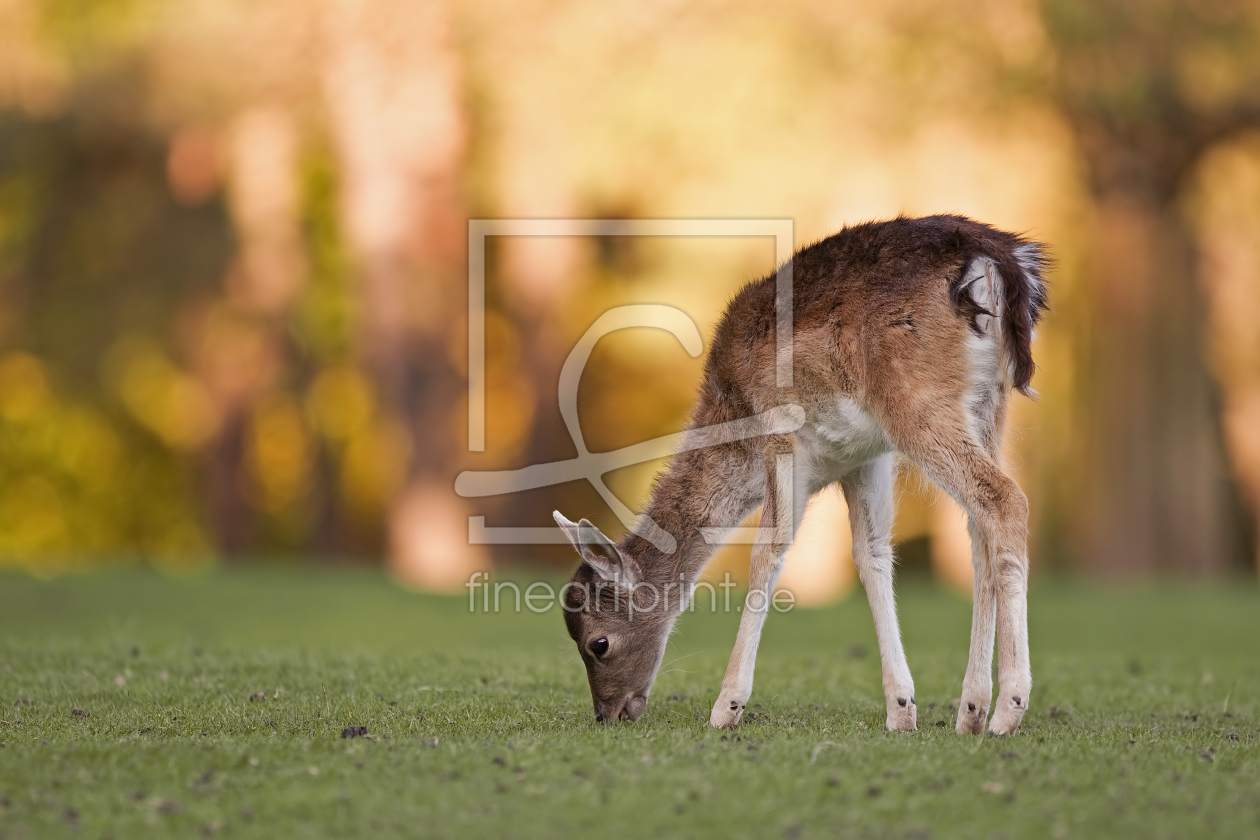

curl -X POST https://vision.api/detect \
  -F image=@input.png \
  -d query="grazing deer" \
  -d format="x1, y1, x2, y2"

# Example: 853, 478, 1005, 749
554, 215, 1048, 735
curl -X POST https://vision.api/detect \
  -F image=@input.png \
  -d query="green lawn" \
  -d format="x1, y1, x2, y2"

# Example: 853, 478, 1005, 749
1, 569, 1258, 839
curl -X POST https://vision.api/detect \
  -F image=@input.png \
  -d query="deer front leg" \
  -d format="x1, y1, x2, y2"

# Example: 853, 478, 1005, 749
957, 517, 996, 735
709, 543, 782, 728
842, 455, 917, 732
710, 451, 795, 729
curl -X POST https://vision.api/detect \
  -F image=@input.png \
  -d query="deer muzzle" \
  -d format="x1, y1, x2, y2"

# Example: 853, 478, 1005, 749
594, 693, 648, 723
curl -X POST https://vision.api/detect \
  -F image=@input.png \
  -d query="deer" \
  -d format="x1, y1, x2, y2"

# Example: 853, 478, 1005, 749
553, 214, 1048, 735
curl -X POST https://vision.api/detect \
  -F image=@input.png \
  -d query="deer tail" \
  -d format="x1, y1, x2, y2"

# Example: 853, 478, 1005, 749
951, 237, 1051, 397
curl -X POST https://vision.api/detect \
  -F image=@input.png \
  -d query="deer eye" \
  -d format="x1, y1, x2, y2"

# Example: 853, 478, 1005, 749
588, 637, 609, 657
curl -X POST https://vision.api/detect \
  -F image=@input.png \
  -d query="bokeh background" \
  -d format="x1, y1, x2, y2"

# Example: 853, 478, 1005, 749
1, 0, 1258, 599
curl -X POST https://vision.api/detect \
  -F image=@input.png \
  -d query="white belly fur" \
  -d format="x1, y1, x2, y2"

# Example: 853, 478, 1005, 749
797, 397, 892, 494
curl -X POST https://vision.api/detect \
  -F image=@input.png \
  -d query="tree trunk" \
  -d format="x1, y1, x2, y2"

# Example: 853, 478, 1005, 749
196, 107, 304, 559
320, 0, 486, 588
1073, 185, 1245, 575
204, 408, 253, 555
1040, 0, 1258, 576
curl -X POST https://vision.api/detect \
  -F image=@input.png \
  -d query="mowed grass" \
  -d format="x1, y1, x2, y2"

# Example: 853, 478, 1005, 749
1, 569, 1258, 839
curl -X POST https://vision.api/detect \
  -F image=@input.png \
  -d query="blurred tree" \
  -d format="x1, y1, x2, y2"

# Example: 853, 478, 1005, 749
0, 84, 231, 564
147, 0, 315, 556
3, 0, 1256, 585
1043, 0, 1260, 574
1190, 136, 1260, 575
320, 0, 486, 587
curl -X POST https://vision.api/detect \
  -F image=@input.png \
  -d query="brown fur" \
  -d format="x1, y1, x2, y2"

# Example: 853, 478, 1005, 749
557, 214, 1048, 734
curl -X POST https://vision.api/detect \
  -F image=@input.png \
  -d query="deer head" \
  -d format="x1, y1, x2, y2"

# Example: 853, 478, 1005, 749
553, 511, 676, 723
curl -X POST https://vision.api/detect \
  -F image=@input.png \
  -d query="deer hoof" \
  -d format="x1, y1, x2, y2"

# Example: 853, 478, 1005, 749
709, 695, 745, 728
886, 697, 917, 731
955, 699, 987, 735
987, 694, 1027, 736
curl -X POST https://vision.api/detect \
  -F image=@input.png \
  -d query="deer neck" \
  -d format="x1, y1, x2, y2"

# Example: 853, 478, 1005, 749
616, 447, 732, 596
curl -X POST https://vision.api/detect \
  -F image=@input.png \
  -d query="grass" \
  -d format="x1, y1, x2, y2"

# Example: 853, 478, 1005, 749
0, 569, 1258, 839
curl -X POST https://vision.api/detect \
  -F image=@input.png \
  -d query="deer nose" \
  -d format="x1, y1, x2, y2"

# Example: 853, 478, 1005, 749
594, 699, 626, 723
621, 694, 647, 721
595, 694, 647, 723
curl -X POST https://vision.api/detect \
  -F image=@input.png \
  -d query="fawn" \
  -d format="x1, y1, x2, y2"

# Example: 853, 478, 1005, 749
554, 215, 1048, 735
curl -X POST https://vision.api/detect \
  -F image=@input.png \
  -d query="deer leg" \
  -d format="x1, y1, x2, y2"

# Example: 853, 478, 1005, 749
896, 421, 1031, 736
710, 450, 797, 728
956, 515, 996, 734
841, 454, 916, 732
989, 538, 1031, 736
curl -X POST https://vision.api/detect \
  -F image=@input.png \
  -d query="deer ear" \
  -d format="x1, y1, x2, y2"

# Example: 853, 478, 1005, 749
552, 511, 640, 585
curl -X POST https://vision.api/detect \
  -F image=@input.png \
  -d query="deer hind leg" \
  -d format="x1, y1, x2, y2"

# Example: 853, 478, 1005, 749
957, 398, 1006, 734
987, 513, 1032, 737
841, 454, 916, 732
957, 514, 996, 734
709, 445, 800, 729
894, 413, 1031, 736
